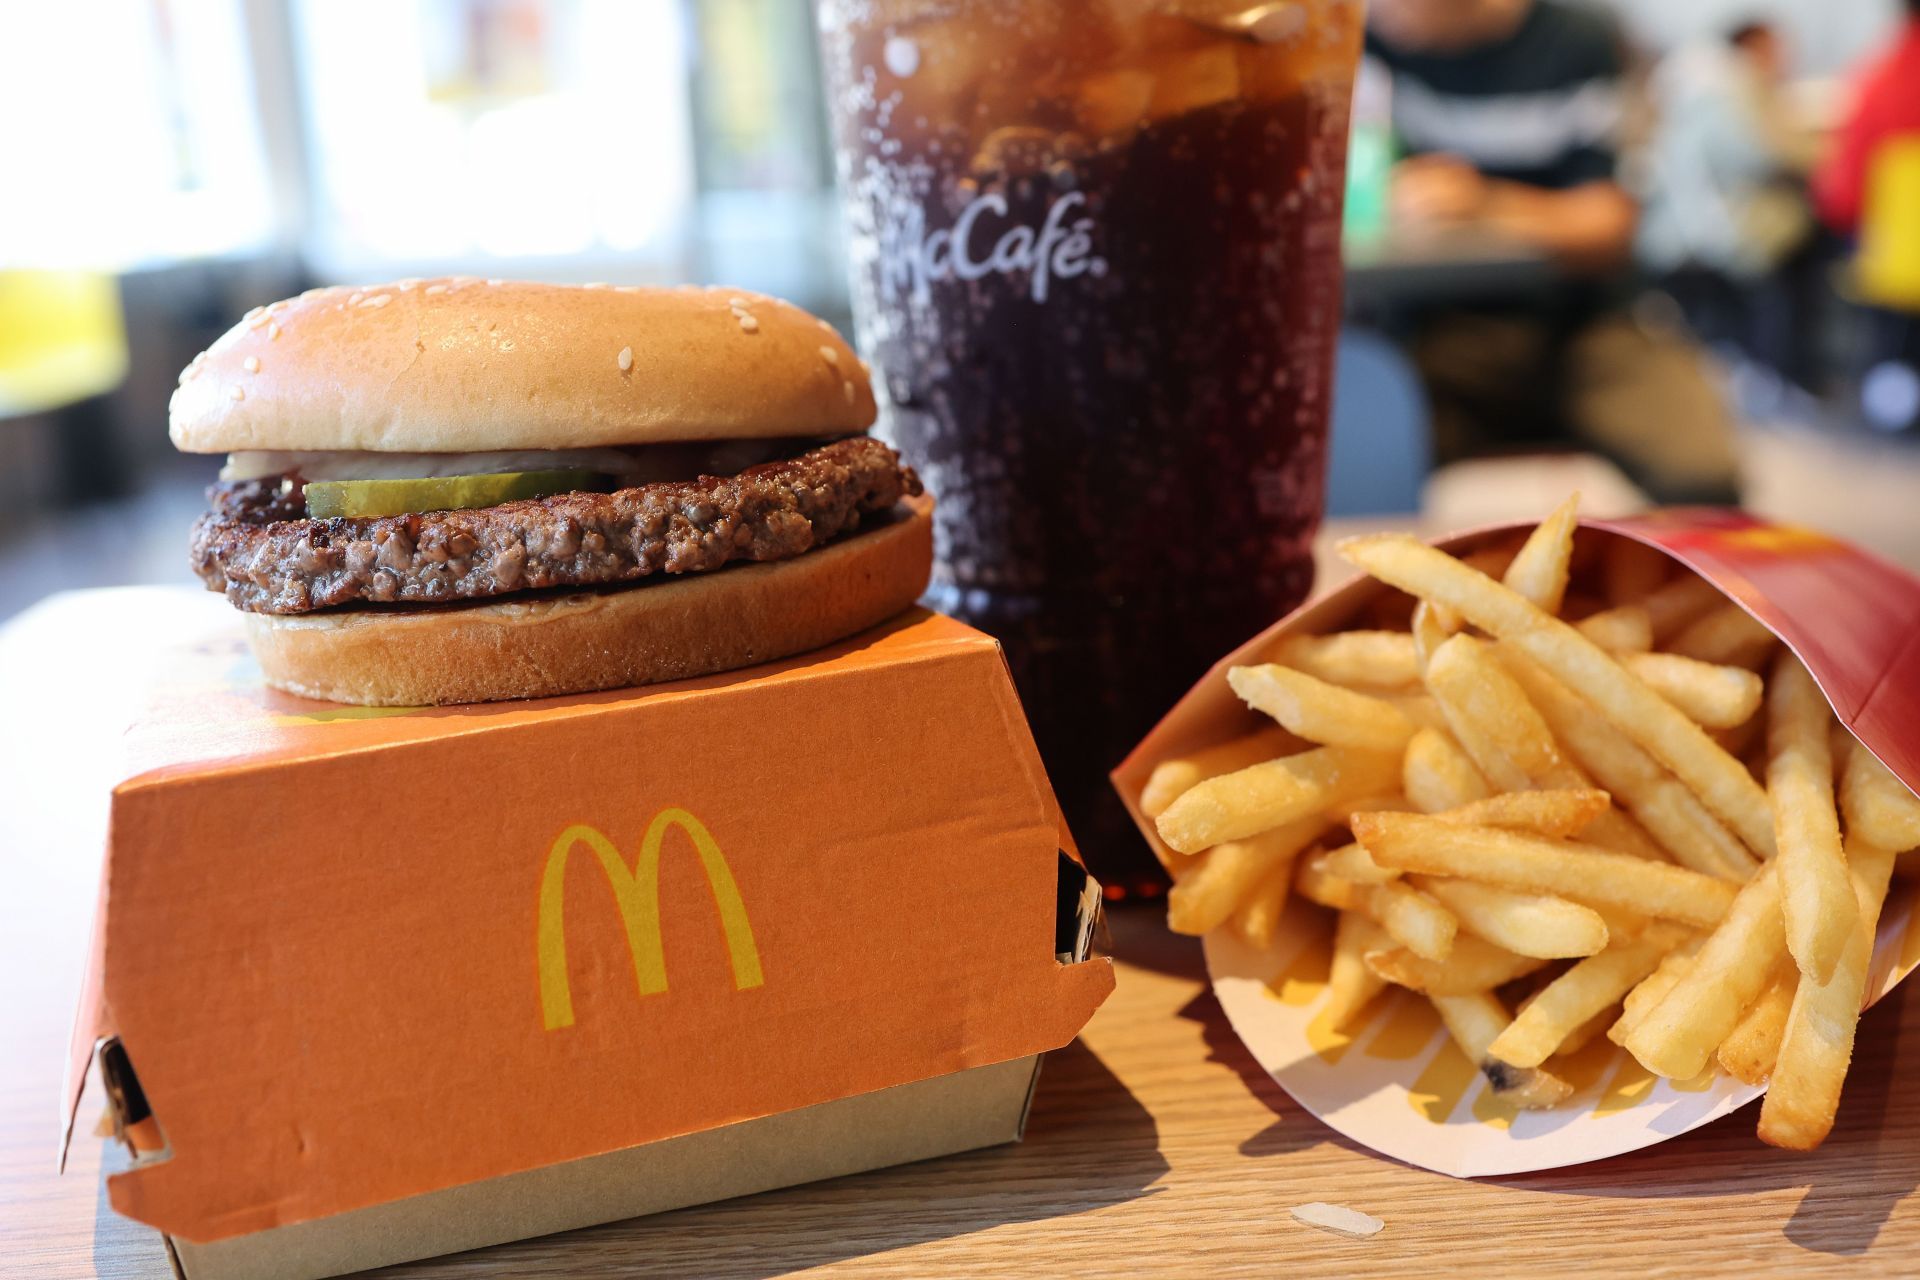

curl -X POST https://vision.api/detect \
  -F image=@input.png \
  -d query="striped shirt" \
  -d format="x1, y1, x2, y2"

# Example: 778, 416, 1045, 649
1366, 2, 1626, 190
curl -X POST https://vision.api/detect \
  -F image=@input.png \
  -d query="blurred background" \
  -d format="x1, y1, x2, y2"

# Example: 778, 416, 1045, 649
2, 0, 1916, 623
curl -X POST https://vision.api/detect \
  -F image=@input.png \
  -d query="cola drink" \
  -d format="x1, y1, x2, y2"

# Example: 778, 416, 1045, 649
817, 2, 1363, 894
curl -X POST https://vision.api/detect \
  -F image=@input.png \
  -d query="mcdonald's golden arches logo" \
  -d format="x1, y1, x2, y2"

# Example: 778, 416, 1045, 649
537, 807, 764, 1031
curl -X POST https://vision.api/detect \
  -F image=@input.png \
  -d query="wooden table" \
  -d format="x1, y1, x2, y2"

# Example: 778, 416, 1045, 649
4, 590, 1918, 1278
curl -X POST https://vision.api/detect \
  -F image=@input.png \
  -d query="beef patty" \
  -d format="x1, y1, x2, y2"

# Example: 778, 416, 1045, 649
192, 436, 922, 614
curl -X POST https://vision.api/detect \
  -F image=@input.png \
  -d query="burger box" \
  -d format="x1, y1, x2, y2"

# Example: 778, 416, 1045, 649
61, 603, 1115, 1280
1112, 509, 1920, 1175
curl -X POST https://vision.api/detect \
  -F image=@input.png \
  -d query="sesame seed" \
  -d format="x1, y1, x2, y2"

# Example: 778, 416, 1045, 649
617, 346, 634, 371
816, 318, 835, 333
396, 277, 421, 290
245, 305, 265, 320
424, 283, 448, 296
583, 281, 608, 289
268, 322, 281, 340
359, 294, 391, 308
857, 357, 870, 376
486, 278, 503, 286
615, 285, 641, 293
347, 292, 364, 306
177, 366, 194, 385
819, 345, 839, 366
243, 356, 260, 373
230, 386, 245, 401
738, 315, 759, 334
841, 380, 855, 403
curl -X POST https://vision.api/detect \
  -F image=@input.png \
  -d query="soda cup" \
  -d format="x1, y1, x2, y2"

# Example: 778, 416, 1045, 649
816, 1, 1364, 894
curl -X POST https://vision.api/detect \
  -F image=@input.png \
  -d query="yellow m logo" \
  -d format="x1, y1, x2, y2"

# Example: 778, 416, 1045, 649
537, 808, 764, 1031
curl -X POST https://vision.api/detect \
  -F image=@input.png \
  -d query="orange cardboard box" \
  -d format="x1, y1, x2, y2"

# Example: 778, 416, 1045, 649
62, 606, 1113, 1280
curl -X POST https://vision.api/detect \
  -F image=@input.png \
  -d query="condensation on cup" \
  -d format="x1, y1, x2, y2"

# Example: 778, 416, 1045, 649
816, 1, 1365, 894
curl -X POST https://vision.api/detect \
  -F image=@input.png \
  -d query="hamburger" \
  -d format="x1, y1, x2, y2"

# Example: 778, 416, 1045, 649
173, 280, 929, 705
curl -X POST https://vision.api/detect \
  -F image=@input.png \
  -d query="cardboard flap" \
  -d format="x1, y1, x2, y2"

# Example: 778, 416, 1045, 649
60, 871, 115, 1172
82, 611, 1109, 1243
1593, 510, 1920, 795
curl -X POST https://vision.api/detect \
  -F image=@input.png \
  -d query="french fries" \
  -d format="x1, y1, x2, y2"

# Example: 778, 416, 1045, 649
1320, 791, 1610, 895
1487, 926, 1685, 1068
1426, 633, 1666, 860
1339, 533, 1778, 859
1371, 879, 1459, 962
1668, 603, 1779, 669
1141, 726, 1300, 818
1414, 876, 1610, 960
1619, 652, 1764, 730
1166, 819, 1322, 935
1366, 936, 1547, 996
1758, 839, 1898, 1149
1623, 866, 1786, 1079
1272, 630, 1421, 689
1609, 937, 1700, 1046
1227, 664, 1416, 753
1296, 853, 1458, 961
1576, 605, 1654, 654
1232, 856, 1297, 950
1433, 992, 1574, 1108
1402, 726, 1491, 813
1156, 746, 1399, 854
1639, 575, 1726, 640
1715, 962, 1795, 1085
1352, 814, 1737, 928
1325, 911, 1391, 1027
1440, 788, 1612, 838
1425, 634, 1563, 790
1840, 736, 1920, 853
1137, 493, 1913, 1151
1502, 494, 1578, 614
1767, 652, 1856, 982
1502, 652, 1759, 881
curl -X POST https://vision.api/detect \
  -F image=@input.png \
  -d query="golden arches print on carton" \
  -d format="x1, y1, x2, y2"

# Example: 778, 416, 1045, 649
537, 807, 765, 1030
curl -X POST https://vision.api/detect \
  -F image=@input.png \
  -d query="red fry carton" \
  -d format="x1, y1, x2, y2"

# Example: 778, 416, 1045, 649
1113, 510, 1920, 1175
63, 605, 1112, 1278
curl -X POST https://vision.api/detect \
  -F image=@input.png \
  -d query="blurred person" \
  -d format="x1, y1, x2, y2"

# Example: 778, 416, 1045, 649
1814, 0, 1920, 432
1367, 0, 1743, 504
1814, 0, 1920, 237
1639, 21, 1825, 388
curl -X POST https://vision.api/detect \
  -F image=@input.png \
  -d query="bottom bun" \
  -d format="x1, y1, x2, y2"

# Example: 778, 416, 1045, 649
245, 495, 933, 705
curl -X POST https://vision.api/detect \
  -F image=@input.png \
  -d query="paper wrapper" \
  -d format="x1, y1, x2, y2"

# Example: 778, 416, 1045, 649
1112, 510, 1920, 1176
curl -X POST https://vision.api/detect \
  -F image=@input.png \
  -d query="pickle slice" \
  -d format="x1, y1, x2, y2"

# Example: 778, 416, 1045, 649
304, 469, 604, 519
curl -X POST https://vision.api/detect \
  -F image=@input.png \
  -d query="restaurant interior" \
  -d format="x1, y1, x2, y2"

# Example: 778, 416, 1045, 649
7, 2, 1920, 1275
2, 0, 1916, 624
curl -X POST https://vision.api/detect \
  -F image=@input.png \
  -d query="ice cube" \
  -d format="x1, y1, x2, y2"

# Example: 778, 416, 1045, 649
1147, 44, 1240, 122
1076, 68, 1156, 138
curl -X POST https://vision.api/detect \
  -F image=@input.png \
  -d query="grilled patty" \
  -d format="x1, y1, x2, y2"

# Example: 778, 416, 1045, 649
192, 436, 922, 614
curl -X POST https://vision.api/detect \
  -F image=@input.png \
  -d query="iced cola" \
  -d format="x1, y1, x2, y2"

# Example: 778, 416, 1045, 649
817, 1, 1364, 893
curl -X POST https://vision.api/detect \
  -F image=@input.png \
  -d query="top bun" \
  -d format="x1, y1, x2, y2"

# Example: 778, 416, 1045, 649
170, 280, 876, 454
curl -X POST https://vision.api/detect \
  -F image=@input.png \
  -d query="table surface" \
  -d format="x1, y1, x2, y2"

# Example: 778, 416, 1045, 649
4, 588, 1918, 1279
1342, 222, 1559, 311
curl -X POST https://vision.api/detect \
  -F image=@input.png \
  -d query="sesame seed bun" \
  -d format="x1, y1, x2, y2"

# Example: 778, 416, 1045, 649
169, 280, 876, 455
243, 495, 933, 705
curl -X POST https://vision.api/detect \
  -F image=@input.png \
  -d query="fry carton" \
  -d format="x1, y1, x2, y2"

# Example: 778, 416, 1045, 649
1113, 511, 1920, 1175
63, 605, 1112, 1278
